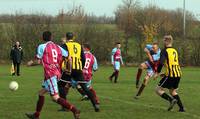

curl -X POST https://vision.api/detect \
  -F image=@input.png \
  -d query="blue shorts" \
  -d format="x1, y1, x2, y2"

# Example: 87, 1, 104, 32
114, 61, 120, 71
85, 80, 92, 88
71, 79, 92, 88
42, 76, 59, 96
145, 61, 154, 77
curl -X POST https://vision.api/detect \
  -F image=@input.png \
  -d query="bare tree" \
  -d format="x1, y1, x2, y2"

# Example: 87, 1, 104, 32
115, 0, 140, 63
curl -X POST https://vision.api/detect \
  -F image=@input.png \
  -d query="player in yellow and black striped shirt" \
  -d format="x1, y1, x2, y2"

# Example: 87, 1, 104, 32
58, 32, 100, 112
154, 35, 185, 112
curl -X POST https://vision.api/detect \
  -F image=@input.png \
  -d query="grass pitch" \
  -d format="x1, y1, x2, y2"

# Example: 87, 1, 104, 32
0, 65, 200, 119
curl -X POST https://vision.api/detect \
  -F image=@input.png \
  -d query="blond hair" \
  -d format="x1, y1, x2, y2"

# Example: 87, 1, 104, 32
164, 35, 173, 44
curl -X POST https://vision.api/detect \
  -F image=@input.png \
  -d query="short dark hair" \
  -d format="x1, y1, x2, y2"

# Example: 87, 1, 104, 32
43, 31, 52, 41
83, 43, 91, 50
152, 42, 158, 45
66, 32, 74, 40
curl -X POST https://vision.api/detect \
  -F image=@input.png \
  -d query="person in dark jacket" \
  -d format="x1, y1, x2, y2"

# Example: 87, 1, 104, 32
10, 41, 23, 76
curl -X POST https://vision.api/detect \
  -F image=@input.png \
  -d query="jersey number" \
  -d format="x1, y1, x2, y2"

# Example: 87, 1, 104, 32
73, 45, 77, 54
173, 51, 177, 62
84, 58, 91, 69
52, 49, 58, 63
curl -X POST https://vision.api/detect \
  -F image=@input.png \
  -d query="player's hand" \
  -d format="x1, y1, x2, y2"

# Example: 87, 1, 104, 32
153, 73, 159, 80
37, 59, 41, 64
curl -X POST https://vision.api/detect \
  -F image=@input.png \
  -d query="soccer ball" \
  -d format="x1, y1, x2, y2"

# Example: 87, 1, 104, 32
9, 81, 19, 91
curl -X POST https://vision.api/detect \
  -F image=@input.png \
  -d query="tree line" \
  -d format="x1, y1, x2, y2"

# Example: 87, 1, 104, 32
0, 0, 200, 66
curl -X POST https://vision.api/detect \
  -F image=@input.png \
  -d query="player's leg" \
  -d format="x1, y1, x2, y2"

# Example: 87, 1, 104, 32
79, 83, 100, 111
109, 61, 119, 82
89, 86, 100, 104
135, 75, 150, 99
169, 89, 185, 112
136, 62, 148, 88
114, 61, 120, 83
58, 74, 72, 111
156, 86, 173, 102
156, 77, 177, 111
58, 73, 72, 99
169, 78, 185, 112
109, 66, 116, 82
83, 80, 100, 104
73, 70, 100, 112
76, 85, 88, 101
26, 88, 47, 119
49, 76, 80, 119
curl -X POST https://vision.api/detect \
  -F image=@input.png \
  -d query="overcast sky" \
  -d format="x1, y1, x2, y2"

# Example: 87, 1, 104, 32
0, 0, 199, 19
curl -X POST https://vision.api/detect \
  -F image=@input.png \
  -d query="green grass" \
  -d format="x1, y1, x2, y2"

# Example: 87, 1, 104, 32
0, 65, 200, 119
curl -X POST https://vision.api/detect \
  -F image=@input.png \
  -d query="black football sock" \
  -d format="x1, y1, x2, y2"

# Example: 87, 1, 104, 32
114, 71, 119, 83
110, 72, 115, 79
173, 95, 184, 109
136, 84, 145, 96
161, 93, 173, 102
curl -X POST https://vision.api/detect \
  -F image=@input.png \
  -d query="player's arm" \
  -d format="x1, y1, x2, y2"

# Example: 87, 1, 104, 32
154, 49, 167, 80
59, 46, 68, 58
144, 46, 153, 63
120, 51, 124, 65
81, 47, 86, 68
36, 44, 44, 64
111, 49, 115, 65
93, 56, 98, 72
61, 43, 68, 51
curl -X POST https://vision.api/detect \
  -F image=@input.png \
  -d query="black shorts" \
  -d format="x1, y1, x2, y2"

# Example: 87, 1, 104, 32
158, 76, 180, 89
58, 69, 84, 87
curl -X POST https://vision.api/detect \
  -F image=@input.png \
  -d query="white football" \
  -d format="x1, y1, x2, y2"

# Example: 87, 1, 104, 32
9, 81, 19, 91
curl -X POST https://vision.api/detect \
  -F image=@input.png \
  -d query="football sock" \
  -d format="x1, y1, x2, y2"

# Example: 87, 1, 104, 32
34, 95, 44, 117
136, 84, 145, 96
136, 68, 142, 81
173, 95, 184, 109
90, 88, 99, 104
114, 71, 119, 83
161, 93, 173, 102
110, 72, 115, 79
77, 87, 86, 96
57, 98, 77, 113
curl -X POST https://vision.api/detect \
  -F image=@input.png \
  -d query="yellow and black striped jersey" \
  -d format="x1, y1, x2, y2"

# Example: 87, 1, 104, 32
157, 47, 182, 77
62, 40, 85, 71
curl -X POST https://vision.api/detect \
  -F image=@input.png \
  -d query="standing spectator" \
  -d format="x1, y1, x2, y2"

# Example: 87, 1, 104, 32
10, 41, 23, 76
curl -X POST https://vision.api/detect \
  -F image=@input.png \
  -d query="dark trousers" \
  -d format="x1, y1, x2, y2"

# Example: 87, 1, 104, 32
13, 62, 20, 75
